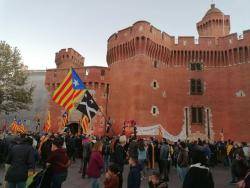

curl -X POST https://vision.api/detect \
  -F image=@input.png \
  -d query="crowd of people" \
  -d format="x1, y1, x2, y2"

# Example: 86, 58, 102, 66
0, 130, 250, 188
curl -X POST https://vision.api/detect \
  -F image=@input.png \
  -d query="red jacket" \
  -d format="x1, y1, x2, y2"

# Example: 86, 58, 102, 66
87, 151, 104, 178
47, 148, 69, 174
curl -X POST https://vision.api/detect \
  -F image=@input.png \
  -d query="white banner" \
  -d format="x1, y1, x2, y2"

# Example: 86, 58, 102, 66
136, 124, 186, 142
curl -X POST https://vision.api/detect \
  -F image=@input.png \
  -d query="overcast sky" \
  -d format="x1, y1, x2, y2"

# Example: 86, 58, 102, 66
1, 0, 249, 70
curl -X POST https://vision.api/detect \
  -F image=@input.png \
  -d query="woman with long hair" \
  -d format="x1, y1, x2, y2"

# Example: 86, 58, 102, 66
87, 141, 104, 188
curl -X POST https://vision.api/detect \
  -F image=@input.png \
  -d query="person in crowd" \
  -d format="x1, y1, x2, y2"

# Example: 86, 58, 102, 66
66, 133, 77, 163
242, 142, 250, 166
226, 141, 234, 166
177, 142, 189, 182
159, 138, 170, 181
47, 136, 70, 188
128, 136, 139, 159
209, 141, 217, 167
81, 135, 92, 178
103, 137, 111, 172
5, 136, 35, 188
113, 136, 127, 188
237, 170, 250, 188
148, 171, 168, 188
230, 144, 248, 184
39, 134, 54, 168
127, 156, 141, 188
203, 141, 212, 166
104, 164, 120, 188
138, 139, 147, 179
172, 142, 179, 168
183, 148, 214, 188
87, 141, 104, 188
147, 137, 155, 169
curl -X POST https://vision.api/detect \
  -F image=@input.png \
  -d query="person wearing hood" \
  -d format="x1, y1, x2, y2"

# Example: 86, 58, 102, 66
47, 137, 70, 188
5, 136, 35, 188
183, 149, 214, 188
177, 142, 189, 182
127, 156, 141, 188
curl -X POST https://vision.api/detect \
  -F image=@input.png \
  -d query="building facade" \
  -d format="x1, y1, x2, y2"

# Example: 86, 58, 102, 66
45, 4, 250, 141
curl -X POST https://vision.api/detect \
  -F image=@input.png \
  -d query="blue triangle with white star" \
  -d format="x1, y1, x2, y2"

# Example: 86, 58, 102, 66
71, 68, 86, 90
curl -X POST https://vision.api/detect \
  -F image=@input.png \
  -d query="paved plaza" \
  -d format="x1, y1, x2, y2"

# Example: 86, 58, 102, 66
62, 160, 235, 188
0, 160, 238, 188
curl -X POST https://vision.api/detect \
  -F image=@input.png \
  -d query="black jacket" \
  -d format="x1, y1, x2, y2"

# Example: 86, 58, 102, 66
114, 144, 126, 166
5, 142, 35, 182
183, 163, 214, 188
127, 164, 141, 188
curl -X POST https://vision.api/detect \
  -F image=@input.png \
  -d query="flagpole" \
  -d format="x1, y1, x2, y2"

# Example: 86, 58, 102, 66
104, 84, 110, 134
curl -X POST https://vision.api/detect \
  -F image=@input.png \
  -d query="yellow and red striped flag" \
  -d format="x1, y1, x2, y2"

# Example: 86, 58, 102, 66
52, 68, 85, 112
80, 115, 90, 134
43, 111, 51, 132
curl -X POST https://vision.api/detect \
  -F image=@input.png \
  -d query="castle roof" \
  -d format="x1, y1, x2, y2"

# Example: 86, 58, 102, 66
205, 4, 223, 17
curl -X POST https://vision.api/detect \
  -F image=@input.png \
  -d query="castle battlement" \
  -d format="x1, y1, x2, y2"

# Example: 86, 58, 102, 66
106, 19, 250, 66
108, 21, 174, 49
55, 48, 85, 69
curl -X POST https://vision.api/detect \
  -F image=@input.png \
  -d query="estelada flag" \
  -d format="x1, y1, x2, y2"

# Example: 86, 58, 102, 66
11, 119, 25, 134
52, 68, 85, 112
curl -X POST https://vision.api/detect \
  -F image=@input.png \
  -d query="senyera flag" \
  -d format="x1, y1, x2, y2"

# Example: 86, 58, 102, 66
52, 68, 86, 111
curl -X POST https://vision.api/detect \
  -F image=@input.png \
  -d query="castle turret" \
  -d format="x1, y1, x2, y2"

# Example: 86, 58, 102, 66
197, 4, 230, 37
55, 48, 85, 69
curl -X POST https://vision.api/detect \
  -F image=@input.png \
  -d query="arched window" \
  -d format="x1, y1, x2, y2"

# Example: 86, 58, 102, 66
154, 61, 158, 68
151, 106, 159, 116
151, 80, 159, 90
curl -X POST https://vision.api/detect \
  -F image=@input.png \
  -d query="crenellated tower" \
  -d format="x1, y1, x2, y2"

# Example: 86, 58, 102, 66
55, 48, 85, 69
197, 4, 230, 37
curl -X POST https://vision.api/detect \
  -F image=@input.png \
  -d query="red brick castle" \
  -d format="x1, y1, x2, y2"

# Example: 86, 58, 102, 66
45, 4, 250, 141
